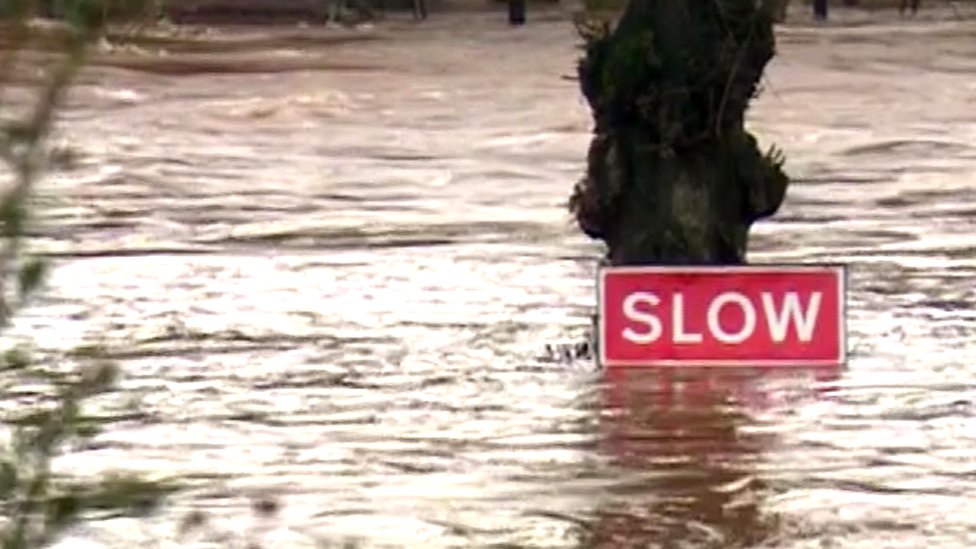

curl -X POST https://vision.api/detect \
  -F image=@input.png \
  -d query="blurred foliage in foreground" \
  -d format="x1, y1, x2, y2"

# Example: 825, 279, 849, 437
1, 2, 175, 548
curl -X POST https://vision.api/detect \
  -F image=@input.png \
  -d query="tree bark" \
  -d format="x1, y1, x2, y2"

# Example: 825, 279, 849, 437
570, 0, 788, 266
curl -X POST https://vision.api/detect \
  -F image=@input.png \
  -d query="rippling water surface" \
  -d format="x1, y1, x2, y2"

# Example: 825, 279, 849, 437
5, 5, 976, 548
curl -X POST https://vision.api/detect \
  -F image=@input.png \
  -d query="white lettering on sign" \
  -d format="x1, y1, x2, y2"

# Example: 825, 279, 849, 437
672, 293, 702, 344
761, 291, 822, 342
620, 290, 824, 345
707, 292, 756, 344
622, 292, 662, 344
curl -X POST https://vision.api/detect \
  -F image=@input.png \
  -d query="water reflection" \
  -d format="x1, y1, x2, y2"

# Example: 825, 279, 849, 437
591, 366, 841, 548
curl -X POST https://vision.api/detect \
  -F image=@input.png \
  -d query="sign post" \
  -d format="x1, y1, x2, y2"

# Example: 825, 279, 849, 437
597, 265, 846, 368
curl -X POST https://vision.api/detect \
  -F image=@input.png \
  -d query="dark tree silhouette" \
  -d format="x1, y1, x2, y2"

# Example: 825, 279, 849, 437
813, 0, 828, 19
509, 0, 525, 25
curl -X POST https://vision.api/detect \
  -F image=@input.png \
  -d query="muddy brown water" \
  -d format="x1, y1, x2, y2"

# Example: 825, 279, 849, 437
3, 4, 976, 548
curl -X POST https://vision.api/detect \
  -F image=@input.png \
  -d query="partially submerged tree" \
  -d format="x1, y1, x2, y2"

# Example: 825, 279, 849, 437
570, 0, 789, 266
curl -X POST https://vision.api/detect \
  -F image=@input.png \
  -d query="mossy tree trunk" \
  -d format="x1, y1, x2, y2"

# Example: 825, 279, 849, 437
570, 0, 789, 266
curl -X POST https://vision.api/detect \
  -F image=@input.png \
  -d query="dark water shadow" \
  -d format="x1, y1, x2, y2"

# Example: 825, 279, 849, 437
583, 366, 841, 548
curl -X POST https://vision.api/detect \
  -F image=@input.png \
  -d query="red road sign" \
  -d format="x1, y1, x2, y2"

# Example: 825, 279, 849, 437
597, 265, 847, 367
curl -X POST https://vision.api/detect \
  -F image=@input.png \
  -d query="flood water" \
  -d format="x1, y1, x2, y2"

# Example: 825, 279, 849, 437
5, 4, 976, 548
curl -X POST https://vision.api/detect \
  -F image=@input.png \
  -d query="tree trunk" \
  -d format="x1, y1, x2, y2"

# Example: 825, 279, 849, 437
813, 0, 828, 19
509, 0, 526, 24
570, 0, 788, 266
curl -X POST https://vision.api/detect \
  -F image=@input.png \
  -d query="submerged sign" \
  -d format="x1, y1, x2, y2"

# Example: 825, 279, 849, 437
597, 265, 846, 367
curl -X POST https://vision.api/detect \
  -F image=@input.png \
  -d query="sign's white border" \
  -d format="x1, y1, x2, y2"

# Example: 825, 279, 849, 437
595, 264, 849, 368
